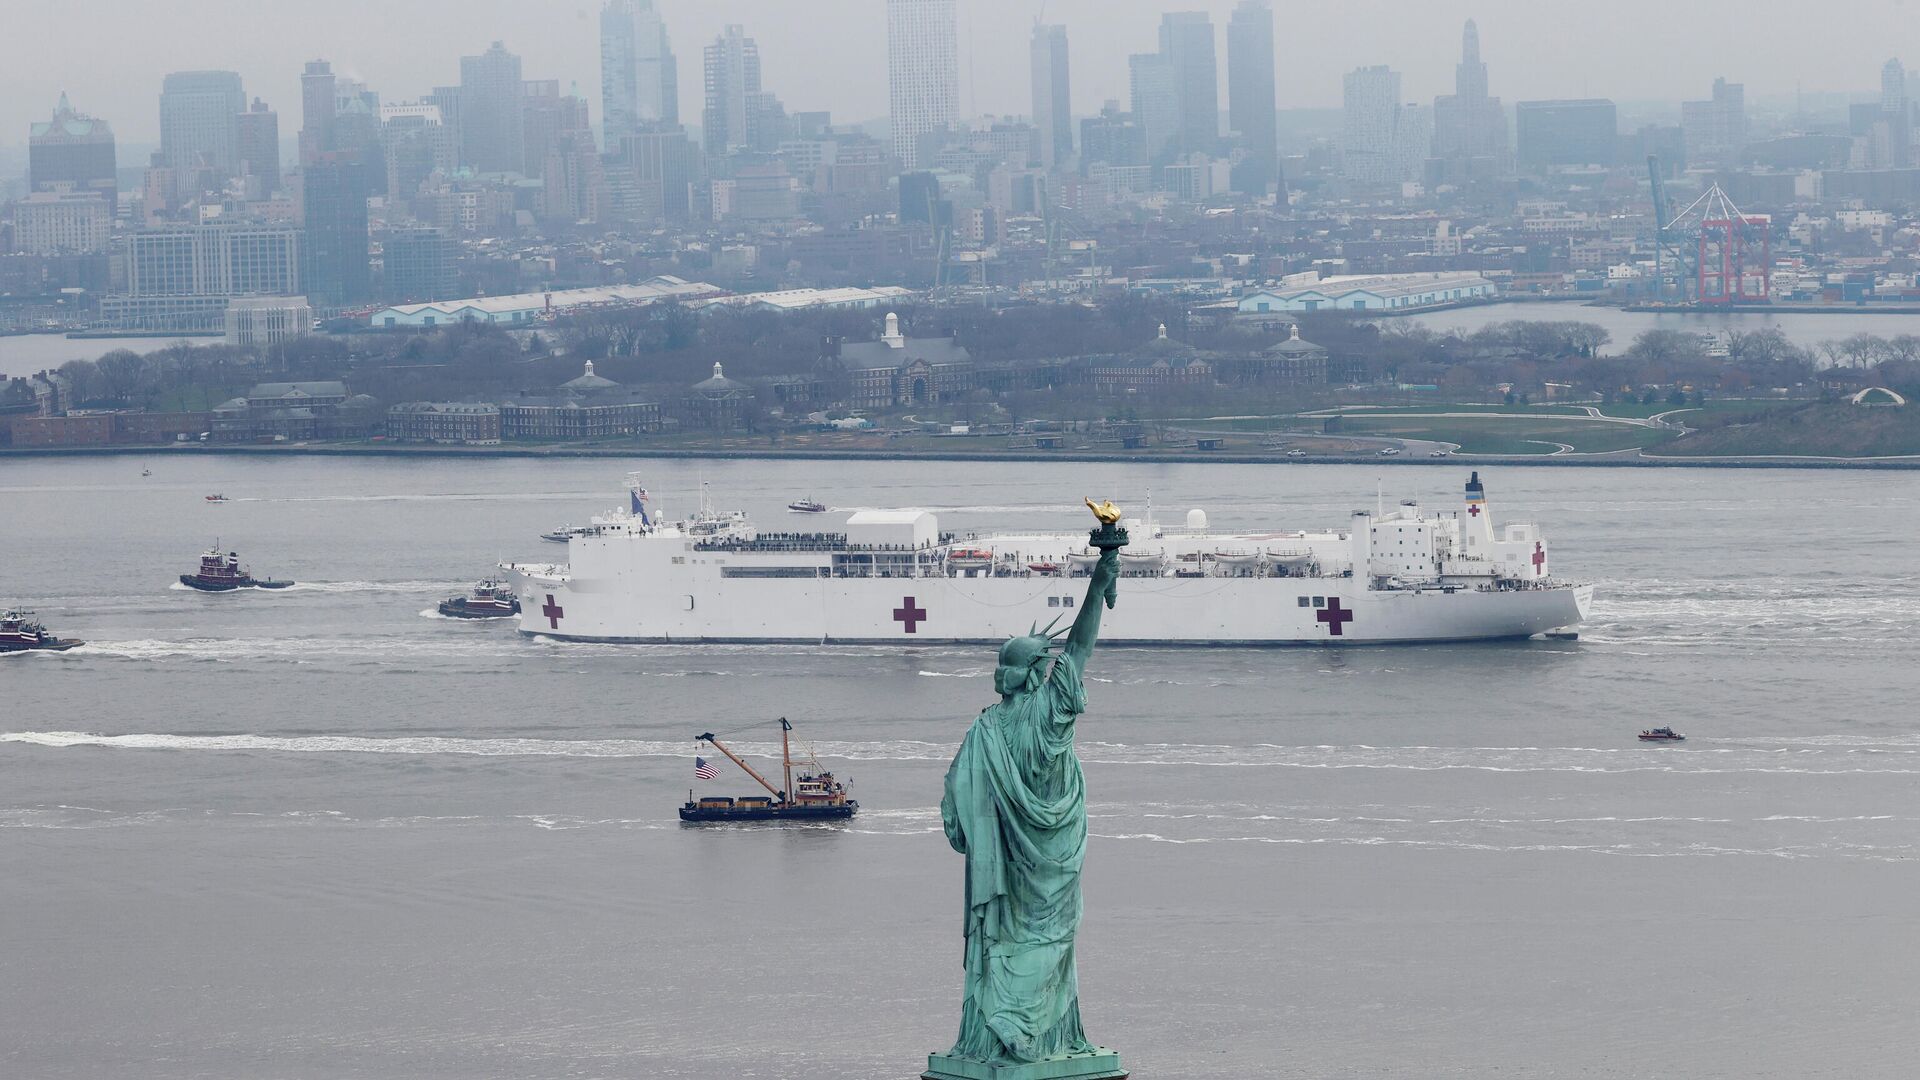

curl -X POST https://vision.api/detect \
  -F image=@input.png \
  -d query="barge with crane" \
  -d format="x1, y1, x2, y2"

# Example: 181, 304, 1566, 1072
679, 718, 859, 823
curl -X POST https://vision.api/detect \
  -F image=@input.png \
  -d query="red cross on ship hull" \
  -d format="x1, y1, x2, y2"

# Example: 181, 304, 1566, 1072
893, 596, 927, 633
1315, 598, 1354, 637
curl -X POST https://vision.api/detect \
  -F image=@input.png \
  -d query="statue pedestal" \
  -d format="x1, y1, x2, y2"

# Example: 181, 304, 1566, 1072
923, 1048, 1125, 1080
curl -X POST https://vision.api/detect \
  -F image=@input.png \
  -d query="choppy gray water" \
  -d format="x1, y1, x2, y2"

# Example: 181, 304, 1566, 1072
3, 456, 1918, 1078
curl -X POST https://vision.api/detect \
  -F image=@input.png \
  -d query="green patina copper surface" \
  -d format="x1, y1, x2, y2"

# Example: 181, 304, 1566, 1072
933, 513, 1128, 1075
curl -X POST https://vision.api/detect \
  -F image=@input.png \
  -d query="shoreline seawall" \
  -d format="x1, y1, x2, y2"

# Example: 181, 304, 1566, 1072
5, 443, 1919, 471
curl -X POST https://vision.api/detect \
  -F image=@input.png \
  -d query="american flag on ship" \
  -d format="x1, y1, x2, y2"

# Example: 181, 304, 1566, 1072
694, 756, 717, 780
631, 485, 652, 526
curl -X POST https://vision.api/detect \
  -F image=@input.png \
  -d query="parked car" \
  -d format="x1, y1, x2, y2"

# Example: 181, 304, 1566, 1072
1428, 449, 1450, 458
1285, 449, 1307, 458
1377, 447, 1400, 456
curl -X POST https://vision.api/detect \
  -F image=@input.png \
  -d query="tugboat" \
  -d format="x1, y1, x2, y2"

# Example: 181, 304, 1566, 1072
178, 548, 294, 591
0, 609, 84, 652
680, 718, 859, 823
1639, 726, 1686, 742
787, 496, 829, 514
437, 578, 522, 619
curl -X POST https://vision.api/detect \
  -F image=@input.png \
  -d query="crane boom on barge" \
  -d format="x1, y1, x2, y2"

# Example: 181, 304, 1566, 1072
679, 718, 859, 822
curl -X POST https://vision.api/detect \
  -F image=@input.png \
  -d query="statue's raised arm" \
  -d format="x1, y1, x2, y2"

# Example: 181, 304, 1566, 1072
1065, 498, 1128, 668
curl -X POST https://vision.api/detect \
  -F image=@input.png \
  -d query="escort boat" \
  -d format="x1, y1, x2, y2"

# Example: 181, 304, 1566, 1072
179, 548, 294, 591
1, 609, 84, 652
437, 578, 522, 619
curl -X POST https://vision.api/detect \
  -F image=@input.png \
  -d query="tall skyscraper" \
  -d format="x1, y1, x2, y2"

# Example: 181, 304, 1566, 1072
30, 93, 117, 203
1341, 66, 1400, 182
886, 0, 958, 169
1030, 24, 1071, 170
1226, 0, 1277, 194
1882, 58, 1911, 168
159, 70, 245, 173
1129, 53, 1179, 164
703, 25, 761, 157
1432, 19, 1508, 168
300, 61, 337, 165
459, 41, 526, 175
1515, 99, 1617, 168
1680, 77, 1746, 164
302, 153, 370, 306
601, 0, 678, 142
236, 99, 282, 197
1158, 12, 1218, 159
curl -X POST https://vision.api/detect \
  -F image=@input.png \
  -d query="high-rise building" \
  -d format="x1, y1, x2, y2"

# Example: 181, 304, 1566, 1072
1226, 0, 1277, 194
886, 0, 958, 169
13, 190, 113, 254
123, 223, 301, 297
302, 154, 371, 306
1882, 58, 1911, 168
459, 41, 527, 175
300, 60, 337, 165
1681, 77, 1746, 164
381, 226, 457, 302
524, 80, 593, 173
1515, 99, 1617, 168
601, 0, 678, 142
236, 99, 281, 197
1158, 12, 1218, 159
159, 70, 245, 173
1342, 66, 1401, 182
1030, 24, 1071, 170
703, 25, 761, 157
29, 93, 117, 204
1432, 19, 1508, 168
1129, 53, 1179, 164
619, 127, 697, 222
379, 104, 456, 213
1081, 101, 1147, 170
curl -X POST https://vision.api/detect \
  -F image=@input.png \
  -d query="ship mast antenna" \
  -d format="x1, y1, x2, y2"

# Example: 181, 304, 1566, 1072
780, 718, 794, 806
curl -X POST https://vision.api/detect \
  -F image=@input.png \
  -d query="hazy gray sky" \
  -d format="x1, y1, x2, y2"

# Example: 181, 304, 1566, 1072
4, 0, 1913, 147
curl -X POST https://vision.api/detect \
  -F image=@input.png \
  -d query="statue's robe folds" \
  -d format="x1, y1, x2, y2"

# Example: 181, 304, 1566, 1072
939, 652, 1098, 1064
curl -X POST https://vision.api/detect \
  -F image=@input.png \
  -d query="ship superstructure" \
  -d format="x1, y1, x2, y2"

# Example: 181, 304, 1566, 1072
503, 472, 1591, 645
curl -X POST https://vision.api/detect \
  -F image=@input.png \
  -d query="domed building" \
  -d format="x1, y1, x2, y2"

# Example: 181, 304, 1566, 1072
1086, 323, 1215, 392
496, 359, 663, 441
1255, 324, 1328, 384
683, 361, 757, 431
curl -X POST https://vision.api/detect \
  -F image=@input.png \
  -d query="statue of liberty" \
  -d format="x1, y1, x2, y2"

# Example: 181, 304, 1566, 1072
926, 500, 1127, 1080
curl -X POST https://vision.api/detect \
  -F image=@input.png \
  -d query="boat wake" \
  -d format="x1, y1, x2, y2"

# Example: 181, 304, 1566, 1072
7, 731, 1920, 774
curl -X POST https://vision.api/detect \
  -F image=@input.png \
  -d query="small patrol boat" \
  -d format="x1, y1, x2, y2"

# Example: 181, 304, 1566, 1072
437, 578, 521, 619
1, 609, 83, 652
680, 718, 858, 823
179, 547, 294, 591
787, 497, 828, 514
1639, 726, 1686, 742
205, 494, 228, 503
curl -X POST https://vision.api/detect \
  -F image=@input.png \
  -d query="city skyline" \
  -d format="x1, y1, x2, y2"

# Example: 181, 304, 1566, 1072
4, 0, 1918, 151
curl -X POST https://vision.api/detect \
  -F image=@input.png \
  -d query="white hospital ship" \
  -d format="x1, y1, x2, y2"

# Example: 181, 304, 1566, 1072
502, 472, 1591, 645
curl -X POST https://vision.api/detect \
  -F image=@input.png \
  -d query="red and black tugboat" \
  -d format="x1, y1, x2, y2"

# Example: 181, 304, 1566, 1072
1, 609, 84, 652
438, 578, 521, 619
179, 547, 294, 592
680, 718, 859, 823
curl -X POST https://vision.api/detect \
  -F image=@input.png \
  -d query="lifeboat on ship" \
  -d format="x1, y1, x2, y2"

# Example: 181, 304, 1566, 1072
1265, 546, 1315, 570
1213, 548, 1261, 566
948, 547, 995, 570
1066, 548, 1102, 570
1119, 548, 1166, 571
1027, 561, 1062, 574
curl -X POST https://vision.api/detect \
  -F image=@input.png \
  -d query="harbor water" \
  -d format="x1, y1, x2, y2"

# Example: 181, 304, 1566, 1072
3, 455, 1917, 1078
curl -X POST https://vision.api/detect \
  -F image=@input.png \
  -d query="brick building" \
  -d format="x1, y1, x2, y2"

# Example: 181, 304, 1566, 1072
386, 402, 502, 444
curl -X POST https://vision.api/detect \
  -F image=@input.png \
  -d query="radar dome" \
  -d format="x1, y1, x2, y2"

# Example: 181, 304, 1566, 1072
1186, 509, 1208, 530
